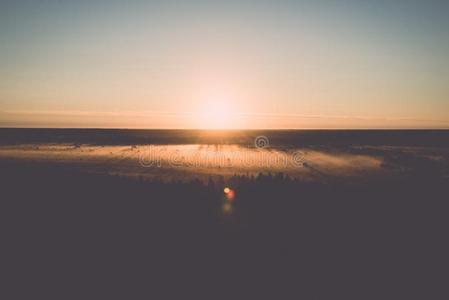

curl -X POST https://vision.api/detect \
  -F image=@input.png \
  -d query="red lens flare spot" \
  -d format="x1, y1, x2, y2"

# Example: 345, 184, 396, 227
226, 190, 235, 201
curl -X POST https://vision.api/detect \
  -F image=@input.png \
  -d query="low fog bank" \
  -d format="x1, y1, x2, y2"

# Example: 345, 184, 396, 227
1, 142, 449, 183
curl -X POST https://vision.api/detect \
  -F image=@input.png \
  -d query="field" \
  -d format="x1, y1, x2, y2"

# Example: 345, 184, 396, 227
1, 129, 448, 182
1, 129, 449, 298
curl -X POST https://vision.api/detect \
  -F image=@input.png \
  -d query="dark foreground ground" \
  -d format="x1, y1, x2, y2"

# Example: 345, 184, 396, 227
1, 129, 449, 299
1, 158, 448, 299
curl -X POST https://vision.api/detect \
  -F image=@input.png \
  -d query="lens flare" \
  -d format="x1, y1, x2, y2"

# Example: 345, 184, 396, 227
222, 202, 232, 214
226, 190, 235, 201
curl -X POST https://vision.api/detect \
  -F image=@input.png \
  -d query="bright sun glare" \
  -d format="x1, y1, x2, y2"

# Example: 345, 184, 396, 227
199, 98, 236, 129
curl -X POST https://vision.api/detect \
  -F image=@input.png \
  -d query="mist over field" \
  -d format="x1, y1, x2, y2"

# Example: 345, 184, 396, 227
1, 129, 448, 182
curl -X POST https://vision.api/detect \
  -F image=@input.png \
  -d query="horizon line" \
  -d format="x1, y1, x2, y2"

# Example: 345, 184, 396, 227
1, 126, 449, 131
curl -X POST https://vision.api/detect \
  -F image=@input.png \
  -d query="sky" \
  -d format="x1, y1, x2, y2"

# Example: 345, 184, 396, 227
1, 0, 449, 129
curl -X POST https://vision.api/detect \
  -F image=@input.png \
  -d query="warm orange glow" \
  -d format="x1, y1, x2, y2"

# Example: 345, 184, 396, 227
224, 187, 231, 194
198, 98, 238, 129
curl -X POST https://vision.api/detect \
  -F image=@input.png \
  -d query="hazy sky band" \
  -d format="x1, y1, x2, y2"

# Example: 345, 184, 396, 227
1, 0, 448, 128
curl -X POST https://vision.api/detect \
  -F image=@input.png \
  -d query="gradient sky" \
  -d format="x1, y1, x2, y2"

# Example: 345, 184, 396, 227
1, 0, 449, 128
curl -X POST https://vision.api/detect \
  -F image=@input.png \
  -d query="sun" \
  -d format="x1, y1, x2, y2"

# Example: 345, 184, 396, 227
198, 98, 236, 129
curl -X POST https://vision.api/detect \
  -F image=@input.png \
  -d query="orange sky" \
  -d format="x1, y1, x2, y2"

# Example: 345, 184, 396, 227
1, 1, 449, 129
